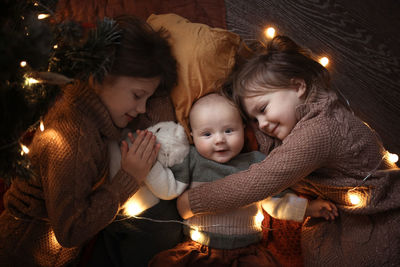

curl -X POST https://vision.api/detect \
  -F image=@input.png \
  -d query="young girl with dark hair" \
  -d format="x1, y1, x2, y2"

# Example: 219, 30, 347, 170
0, 16, 178, 267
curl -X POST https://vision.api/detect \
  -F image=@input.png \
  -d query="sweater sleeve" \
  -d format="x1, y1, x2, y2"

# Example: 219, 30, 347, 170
253, 126, 281, 154
37, 130, 140, 248
144, 161, 188, 200
188, 118, 332, 215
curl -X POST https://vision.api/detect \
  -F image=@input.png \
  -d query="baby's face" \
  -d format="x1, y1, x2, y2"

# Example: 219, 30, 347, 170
190, 96, 244, 163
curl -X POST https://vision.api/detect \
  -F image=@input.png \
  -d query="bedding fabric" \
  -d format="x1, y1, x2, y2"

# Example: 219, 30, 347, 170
147, 13, 241, 141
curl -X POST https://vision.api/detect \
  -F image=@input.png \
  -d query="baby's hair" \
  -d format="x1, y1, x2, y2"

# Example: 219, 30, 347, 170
232, 35, 331, 112
188, 92, 244, 131
108, 15, 177, 93
221, 78, 248, 121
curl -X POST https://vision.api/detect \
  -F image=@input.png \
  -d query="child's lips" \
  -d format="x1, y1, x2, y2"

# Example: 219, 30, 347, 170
270, 124, 278, 136
125, 114, 135, 121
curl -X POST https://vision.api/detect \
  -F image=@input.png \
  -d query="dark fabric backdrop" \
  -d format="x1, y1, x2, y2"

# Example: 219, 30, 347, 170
55, 0, 226, 28
225, 0, 400, 155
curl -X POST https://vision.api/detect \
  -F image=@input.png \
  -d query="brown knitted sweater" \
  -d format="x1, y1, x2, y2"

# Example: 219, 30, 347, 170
0, 81, 140, 266
187, 89, 400, 266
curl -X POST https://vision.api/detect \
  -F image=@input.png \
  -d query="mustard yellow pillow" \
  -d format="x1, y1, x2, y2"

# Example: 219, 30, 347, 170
147, 13, 241, 142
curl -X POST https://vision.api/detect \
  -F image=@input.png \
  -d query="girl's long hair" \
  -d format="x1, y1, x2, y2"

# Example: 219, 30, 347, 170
231, 36, 331, 109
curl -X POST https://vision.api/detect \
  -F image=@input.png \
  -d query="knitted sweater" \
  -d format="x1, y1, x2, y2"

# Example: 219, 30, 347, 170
0, 81, 140, 267
148, 146, 307, 249
187, 89, 400, 265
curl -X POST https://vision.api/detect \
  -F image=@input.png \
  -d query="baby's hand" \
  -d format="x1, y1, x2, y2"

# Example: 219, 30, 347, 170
120, 130, 160, 183
305, 198, 338, 221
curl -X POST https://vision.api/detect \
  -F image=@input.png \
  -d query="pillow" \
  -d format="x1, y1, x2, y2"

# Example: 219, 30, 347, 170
147, 13, 241, 142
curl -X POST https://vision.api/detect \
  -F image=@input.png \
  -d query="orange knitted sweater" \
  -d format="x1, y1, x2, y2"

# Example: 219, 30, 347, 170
0, 81, 140, 266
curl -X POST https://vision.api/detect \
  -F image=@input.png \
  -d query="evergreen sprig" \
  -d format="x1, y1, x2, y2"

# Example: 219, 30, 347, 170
1, 1, 58, 185
49, 17, 121, 82
1, 0, 121, 185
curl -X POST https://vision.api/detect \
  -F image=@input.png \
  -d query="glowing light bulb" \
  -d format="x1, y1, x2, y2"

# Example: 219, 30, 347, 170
319, 57, 329, 67
53, 44, 58, 49
21, 144, 30, 154
348, 192, 361, 205
386, 152, 398, 164
20, 61, 27, 67
264, 27, 276, 39
124, 201, 144, 216
190, 228, 202, 242
24, 77, 39, 86
38, 14, 50, 20
254, 211, 264, 226
40, 121, 45, 131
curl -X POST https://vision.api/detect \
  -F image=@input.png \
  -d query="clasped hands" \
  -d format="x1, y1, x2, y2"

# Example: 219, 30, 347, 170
120, 129, 160, 184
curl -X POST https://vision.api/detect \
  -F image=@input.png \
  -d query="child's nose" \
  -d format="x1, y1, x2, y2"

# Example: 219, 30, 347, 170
215, 133, 226, 144
258, 118, 269, 130
136, 99, 146, 114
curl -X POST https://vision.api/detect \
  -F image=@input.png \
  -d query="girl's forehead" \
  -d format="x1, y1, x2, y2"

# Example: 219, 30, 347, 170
242, 95, 261, 113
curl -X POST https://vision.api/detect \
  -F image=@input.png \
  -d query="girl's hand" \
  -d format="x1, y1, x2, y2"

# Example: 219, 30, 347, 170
177, 191, 194, 219
305, 198, 338, 221
120, 130, 160, 184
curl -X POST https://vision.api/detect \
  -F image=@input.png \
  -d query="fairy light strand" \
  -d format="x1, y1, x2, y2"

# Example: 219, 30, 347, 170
113, 213, 274, 231
346, 151, 398, 207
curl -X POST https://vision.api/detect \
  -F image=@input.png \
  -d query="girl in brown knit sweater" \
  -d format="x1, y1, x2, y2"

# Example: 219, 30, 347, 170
149, 93, 338, 267
0, 16, 179, 267
177, 36, 400, 266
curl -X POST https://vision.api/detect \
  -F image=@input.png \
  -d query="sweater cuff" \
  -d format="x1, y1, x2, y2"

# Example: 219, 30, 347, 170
262, 193, 308, 222
188, 188, 204, 215
286, 195, 308, 222
108, 168, 140, 206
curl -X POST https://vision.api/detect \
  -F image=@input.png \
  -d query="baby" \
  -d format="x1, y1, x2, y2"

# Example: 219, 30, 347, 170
148, 93, 337, 265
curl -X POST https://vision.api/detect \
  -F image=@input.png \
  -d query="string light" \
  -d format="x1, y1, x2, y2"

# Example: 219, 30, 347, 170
24, 77, 39, 86
123, 200, 145, 216
21, 144, 29, 155
37, 14, 50, 20
190, 227, 202, 242
347, 190, 362, 206
254, 211, 264, 226
20, 61, 27, 67
386, 151, 398, 164
264, 27, 276, 39
319, 57, 329, 67
40, 120, 45, 131
262, 27, 331, 70
53, 44, 58, 49
345, 150, 398, 207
